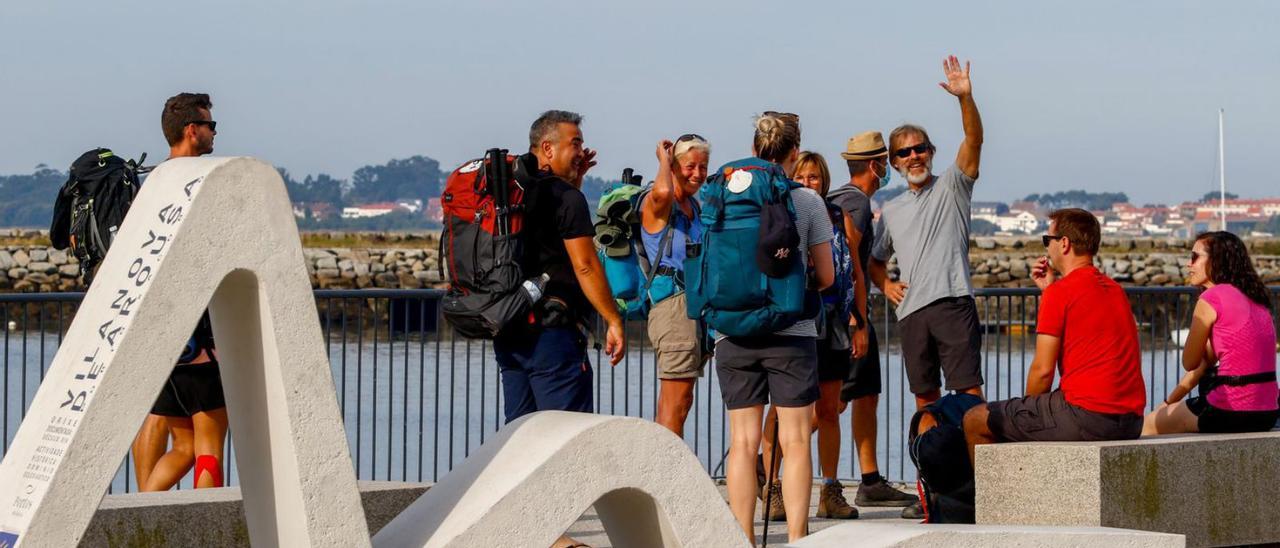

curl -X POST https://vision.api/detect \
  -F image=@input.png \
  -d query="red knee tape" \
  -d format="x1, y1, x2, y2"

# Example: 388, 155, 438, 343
195, 454, 223, 488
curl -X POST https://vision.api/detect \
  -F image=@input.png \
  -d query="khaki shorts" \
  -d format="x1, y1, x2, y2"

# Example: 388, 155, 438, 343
648, 292, 706, 379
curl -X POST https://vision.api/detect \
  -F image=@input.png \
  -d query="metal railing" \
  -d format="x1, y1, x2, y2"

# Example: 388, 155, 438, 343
2, 286, 1279, 492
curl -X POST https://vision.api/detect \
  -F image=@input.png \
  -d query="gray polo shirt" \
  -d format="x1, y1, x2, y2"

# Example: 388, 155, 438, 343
871, 164, 975, 319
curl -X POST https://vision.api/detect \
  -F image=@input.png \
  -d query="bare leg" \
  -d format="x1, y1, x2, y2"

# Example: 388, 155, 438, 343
851, 395, 879, 475
132, 414, 169, 489
192, 408, 229, 488
142, 417, 195, 492
656, 378, 697, 438
776, 404, 814, 542
913, 389, 941, 411
963, 404, 995, 465
760, 405, 779, 483
814, 381, 843, 480
1143, 401, 1199, 436
727, 405, 765, 544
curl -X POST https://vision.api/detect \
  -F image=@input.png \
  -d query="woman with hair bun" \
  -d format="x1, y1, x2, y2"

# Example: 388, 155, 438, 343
712, 112, 834, 544
1143, 231, 1279, 435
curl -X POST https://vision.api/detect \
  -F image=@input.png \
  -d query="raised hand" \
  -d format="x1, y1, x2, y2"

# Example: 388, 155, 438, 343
938, 55, 972, 97
1031, 256, 1056, 290
655, 139, 674, 164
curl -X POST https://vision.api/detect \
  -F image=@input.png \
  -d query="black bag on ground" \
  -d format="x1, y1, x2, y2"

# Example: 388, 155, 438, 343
50, 148, 146, 284
908, 393, 983, 524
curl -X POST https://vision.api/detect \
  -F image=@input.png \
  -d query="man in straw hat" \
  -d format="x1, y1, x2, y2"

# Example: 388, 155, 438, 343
827, 131, 919, 512
868, 56, 985, 517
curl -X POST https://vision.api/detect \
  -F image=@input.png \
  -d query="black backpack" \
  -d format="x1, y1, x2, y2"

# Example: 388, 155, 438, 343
50, 148, 147, 283
908, 393, 983, 524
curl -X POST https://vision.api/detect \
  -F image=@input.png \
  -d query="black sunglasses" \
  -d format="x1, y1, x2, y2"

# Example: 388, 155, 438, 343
1190, 251, 1202, 263
1042, 234, 1064, 247
188, 120, 217, 131
892, 142, 932, 159
675, 133, 704, 143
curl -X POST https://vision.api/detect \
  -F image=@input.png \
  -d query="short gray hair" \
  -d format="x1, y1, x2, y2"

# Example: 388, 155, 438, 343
529, 110, 584, 150
673, 134, 711, 161
888, 124, 932, 158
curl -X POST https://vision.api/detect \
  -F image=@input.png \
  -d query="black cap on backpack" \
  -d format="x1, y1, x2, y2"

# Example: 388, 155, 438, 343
756, 199, 800, 278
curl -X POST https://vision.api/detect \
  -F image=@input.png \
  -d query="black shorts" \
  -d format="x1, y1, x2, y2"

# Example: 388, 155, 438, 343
1186, 396, 1280, 434
715, 335, 819, 410
898, 296, 984, 395
987, 390, 1142, 442
150, 362, 227, 417
841, 322, 882, 401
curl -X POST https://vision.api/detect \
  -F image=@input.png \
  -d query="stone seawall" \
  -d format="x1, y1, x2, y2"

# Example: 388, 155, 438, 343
2, 236, 1278, 292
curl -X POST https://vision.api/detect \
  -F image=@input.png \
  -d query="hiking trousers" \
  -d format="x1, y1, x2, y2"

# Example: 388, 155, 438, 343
494, 326, 594, 423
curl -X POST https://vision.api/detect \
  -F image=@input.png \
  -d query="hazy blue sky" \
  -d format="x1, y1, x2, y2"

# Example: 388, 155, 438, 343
3, 1, 1276, 204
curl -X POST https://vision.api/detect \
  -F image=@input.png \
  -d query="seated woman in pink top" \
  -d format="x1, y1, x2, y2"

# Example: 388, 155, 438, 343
1144, 231, 1278, 435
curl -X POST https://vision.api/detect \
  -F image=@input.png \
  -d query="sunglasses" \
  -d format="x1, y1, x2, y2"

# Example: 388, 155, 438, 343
188, 120, 217, 131
893, 142, 932, 159
1042, 234, 1064, 247
1190, 251, 1202, 263
762, 110, 799, 121
675, 133, 704, 143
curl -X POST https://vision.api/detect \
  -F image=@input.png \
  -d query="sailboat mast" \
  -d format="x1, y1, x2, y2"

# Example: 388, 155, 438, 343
1219, 108, 1227, 231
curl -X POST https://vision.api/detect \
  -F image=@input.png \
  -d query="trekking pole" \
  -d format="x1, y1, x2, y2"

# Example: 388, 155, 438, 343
762, 413, 781, 548
485, 148, 507, 236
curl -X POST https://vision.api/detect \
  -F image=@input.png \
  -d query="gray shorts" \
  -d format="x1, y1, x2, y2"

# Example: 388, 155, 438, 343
714, 335, 819, 410
897, 296, 984, 395
988, 390, 1142, 442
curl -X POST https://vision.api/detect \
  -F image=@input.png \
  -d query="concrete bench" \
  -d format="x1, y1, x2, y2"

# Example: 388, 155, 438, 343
81, 480, 428, 547
976, 430, 1280, 548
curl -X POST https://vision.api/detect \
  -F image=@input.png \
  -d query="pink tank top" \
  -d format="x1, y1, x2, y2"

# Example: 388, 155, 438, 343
1201, 284, 1278, 412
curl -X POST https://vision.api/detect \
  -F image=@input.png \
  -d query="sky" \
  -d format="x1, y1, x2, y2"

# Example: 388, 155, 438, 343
2, 1, 1277, 204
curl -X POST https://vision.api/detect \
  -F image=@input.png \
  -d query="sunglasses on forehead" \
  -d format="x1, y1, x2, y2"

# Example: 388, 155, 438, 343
892, 142, 931, 159
675, 133, 704, 143
762, 110, 799, 120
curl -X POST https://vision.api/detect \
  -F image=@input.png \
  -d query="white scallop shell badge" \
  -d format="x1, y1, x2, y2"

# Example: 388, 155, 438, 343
727, 170, 753, 194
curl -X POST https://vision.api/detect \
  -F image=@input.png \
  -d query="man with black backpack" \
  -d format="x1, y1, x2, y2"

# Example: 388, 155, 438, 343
494, 110, 625, 426
129, 93, 229, 491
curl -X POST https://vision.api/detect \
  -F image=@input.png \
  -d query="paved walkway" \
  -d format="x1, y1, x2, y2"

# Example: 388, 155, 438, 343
564, 481, 919, 546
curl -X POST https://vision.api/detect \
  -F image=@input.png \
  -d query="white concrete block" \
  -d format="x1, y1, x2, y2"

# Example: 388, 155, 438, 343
788, 522, 1184, 548
0, 157, 367, 547
373, 411, 748, 548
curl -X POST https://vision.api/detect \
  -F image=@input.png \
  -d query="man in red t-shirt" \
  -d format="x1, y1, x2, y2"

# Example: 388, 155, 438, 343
963, 208, 1145, 462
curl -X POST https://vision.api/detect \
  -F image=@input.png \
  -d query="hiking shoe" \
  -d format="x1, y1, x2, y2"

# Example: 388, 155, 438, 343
815, 481, 858, 519
759, 480, 786, 521
855, 480, 918, 507
901, 501, 925, 520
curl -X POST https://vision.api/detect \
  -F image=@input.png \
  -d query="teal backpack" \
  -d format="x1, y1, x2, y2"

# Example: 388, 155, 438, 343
593, 169, 685, 320
684, 157, 808, 337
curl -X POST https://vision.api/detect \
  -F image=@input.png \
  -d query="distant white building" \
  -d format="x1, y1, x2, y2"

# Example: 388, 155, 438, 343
342, 202, 401, 219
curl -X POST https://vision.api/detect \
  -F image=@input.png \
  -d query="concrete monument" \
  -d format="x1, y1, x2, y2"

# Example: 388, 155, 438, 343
373, 412, 747, 548
0, 157, 368, 547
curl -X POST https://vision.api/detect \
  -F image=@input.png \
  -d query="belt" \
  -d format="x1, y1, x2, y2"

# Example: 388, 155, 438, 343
653, 265, 679, 277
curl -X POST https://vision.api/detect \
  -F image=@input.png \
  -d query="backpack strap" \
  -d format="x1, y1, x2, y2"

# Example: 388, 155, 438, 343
636, 190, 678, 291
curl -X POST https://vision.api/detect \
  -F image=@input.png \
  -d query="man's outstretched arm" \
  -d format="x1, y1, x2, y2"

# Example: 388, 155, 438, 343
940, 55, 983, 179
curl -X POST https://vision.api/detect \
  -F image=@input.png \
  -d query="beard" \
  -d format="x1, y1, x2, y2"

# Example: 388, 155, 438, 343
897, 158, 933, 185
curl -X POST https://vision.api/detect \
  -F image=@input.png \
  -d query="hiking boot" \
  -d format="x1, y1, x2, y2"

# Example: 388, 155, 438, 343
759, 480, 786, 521
901, 501, 925, 520
855, 480, 918, 507
815, 481, 858, 519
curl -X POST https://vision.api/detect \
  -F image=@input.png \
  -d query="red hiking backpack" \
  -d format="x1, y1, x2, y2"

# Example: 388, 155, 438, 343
440, 149, 543, 339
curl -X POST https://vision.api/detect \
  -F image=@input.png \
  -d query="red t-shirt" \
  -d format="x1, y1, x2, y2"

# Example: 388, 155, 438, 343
1037, 266, 1146, 415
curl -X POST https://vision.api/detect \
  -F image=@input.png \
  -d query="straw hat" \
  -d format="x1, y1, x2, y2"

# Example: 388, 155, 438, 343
840, 131, 889, 160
